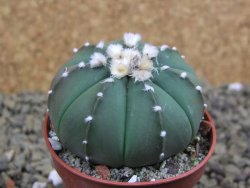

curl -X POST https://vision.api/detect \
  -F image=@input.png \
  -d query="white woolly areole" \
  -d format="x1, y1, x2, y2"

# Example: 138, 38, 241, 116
97, 92, 103, 97
78, 61, 85, 68
101, 77, 114, 83
143, 44, 159, 58
172, 46, 177, 51
89, 52, 107, 68
196, 85, 202, 92
160, 130, 167, 137
82, 140, 88, 144
131, 70, 152, 82
62, 71, 69, 77
143, 84, 154, 92
106, 44, 123, 59
160, 45, 169, 51
139, 56, 154, 71
96, 41, 104, 49
181, 55, 185, 59
160, 65, 170, 71
153, 105, 162, 112
123, 33, 141, 47
160, 153, 165, 159
180, 72, 187, 79
73, 48, 78, 53
110, 61, 130, 78
84, 42, 90, 46
48, 90, 53, 95
85, 115, 93, 122
204, 103, 208, 108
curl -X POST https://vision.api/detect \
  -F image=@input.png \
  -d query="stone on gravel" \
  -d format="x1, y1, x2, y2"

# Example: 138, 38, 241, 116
32, 181, 47, 188
48, 138, 62, 151
48, 169, 63, 186
128, 175, 138, 183
0, 155, 8, 171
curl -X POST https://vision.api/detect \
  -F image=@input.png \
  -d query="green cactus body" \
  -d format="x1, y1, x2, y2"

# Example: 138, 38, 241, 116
48, 33, 205, 167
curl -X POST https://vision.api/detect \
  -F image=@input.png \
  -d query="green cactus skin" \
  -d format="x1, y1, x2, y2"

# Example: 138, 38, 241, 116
47, 34, 205, 167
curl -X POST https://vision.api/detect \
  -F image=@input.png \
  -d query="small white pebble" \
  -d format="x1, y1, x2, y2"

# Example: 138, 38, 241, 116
78, 61, 85, 68
48, 138, 62, 151
228, 82, 243, 91
51, 136, 59, 141
143, 84, 154, 92
85, 115, 93, 123
84, 42, 90, 46
160, 45, 169, 51
82, 140, 88, 144
46, 108, 49, 112
180, 72, 187, 79
85, 156, 89, 161
48, 169, 63, 186
48, 90, 53, 95
150, 179, 156, 181
32, 181, 47, 188
160, 65, 170, 71
181, 55, 186, 59
97, 92, 103, 97
128, 175, 138, 183
204, 103, 208, 108
96, 41, 104, 49
172, 46, 177, 51
195, 85, 202, 92
153, 106, 162, 112
73, 48, 78, 53
160, 130, 167, 137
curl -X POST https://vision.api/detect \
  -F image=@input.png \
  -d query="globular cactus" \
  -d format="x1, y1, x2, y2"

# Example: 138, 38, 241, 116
47, 33, 206, 168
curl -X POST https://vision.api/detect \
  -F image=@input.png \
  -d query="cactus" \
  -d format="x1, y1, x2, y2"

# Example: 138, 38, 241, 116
47, 33, 206, 168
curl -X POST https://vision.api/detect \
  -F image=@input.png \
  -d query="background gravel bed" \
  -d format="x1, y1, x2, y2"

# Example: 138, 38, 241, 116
0, 84, 249, 188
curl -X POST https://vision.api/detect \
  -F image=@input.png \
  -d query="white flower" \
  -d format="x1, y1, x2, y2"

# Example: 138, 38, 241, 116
123, 33, 141, 47
89, 52, 107, 68
110, 61, 130, 78
131, 70, 152, 82
143, 44, 159, 58
106, 44, 123, 59
138, 56, 154, 71
122, 48, 141, 61
96, 41, 104, 49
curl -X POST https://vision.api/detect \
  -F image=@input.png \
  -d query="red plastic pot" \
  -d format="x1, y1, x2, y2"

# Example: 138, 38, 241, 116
43, 110, 216, 188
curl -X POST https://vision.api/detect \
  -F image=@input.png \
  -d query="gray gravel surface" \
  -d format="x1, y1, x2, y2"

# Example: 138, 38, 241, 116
0, 84, 249, 187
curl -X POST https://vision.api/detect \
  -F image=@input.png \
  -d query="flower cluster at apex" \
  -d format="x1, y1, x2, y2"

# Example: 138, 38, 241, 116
91, 33, 159, 82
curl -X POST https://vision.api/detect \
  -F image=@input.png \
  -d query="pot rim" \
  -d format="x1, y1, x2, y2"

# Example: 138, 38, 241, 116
43, 110, 216, 187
